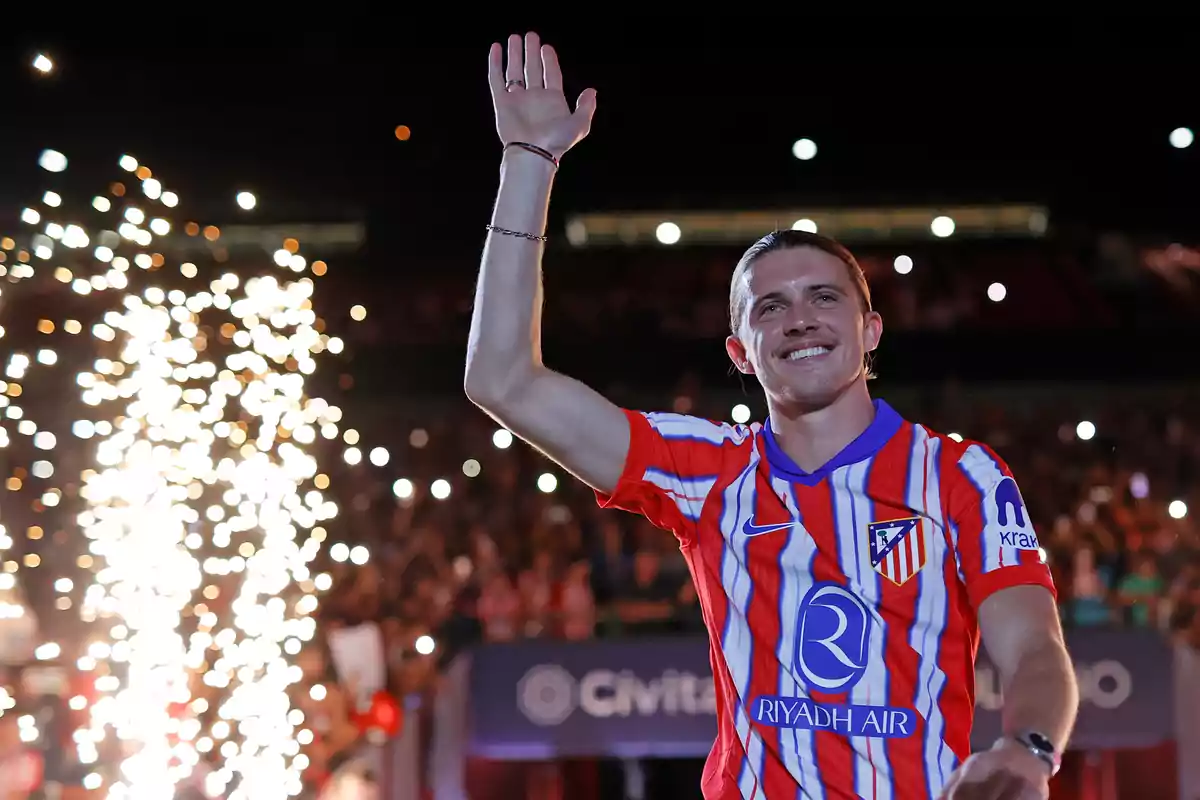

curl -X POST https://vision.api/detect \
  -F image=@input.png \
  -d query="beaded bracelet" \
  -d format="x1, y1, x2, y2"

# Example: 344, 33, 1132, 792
486, 224, 547, 243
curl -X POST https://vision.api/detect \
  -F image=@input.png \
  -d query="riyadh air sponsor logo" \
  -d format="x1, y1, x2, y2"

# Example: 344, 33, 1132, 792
753, 582, 917, 738
516, 665, 716, 726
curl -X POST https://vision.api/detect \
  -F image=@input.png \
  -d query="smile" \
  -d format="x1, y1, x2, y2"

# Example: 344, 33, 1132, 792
783, 346, 832, 361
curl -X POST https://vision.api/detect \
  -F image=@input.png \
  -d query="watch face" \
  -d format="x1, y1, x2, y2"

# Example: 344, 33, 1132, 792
1027, 732, 1055, 753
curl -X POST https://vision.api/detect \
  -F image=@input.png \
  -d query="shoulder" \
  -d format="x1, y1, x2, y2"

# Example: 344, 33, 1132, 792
912, 422, 1014, 493
910, 421, 1005, 467
637, 410, 757, 448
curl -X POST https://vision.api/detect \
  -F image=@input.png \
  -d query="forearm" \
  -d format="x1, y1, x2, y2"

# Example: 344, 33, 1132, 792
464, 148, 557, 403
1000, 638, 1078, 748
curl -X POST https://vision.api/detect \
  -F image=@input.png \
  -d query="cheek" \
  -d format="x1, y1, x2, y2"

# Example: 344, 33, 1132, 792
748, 331, 774, 366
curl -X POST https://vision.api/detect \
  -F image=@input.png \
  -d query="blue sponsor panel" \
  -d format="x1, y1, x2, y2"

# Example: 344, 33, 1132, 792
467, 629, 1175, 759
467, 637, 718, 759
970, 627, 1174, 751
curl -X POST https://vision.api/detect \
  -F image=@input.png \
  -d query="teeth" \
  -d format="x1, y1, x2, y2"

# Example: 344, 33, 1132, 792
785, 346, 830, 361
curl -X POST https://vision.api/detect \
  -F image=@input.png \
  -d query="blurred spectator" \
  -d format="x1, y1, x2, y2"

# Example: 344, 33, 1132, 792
292, 641, 361, 796
0, 709, 40, 800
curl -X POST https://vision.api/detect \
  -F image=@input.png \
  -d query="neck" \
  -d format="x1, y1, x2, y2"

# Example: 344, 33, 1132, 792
767, 380, 876, 473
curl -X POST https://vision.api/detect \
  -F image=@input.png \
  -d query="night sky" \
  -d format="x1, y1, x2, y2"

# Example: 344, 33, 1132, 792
1, 21, 1194, 274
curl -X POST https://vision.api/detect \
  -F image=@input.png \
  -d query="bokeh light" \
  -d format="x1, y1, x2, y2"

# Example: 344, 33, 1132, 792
791, 138, 817, 160
655, 222, 681, 245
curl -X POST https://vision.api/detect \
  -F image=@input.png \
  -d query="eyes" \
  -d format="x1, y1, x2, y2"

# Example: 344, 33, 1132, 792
756, 292, 839, 318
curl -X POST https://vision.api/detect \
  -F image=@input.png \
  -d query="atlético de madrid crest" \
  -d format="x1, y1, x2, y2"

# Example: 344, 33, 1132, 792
867, 517, 926, 586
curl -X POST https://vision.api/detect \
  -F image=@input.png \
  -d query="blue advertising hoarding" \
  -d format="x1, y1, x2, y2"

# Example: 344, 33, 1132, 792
467, 630, 1175, 759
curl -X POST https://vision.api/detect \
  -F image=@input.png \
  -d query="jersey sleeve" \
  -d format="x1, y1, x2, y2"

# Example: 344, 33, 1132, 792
948, 442, 1056, 610
595, 409, 736, 544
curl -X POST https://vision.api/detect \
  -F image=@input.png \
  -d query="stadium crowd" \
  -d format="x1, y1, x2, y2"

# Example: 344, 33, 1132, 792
299, 375, 1200, 793
4, 238, 1195, 798
282, 236, 1200, 795
330, 237, 1200, 349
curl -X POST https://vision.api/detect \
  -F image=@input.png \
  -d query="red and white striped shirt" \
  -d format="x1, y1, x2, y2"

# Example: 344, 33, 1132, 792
596, 399, 1054, 800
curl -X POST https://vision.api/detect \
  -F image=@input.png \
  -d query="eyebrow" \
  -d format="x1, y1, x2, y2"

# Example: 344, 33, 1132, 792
752, 284, 844, 310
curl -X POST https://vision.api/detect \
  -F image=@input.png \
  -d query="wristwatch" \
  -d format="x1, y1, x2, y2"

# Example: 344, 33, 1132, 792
1005, 730, 1061, 776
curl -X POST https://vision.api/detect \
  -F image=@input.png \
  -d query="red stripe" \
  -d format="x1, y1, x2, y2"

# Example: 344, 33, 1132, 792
865, 423, 930, 798
742, 467, 798, 798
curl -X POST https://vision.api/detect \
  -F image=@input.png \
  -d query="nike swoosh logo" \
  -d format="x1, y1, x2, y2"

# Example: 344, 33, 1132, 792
741, 518, 796, 537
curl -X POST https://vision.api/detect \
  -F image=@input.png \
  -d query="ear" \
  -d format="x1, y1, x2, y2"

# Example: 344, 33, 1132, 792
863, 311, 883, 353
725, 334, 755, 375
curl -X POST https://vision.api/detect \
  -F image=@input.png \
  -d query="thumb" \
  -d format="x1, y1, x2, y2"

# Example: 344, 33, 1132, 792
574, 87, 598, 126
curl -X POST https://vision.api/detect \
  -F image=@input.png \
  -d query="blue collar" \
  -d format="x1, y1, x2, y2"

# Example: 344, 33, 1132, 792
763, 399, 903, 486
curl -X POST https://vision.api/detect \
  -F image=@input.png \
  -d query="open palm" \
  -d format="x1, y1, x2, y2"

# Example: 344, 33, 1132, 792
488, 32, 597, 159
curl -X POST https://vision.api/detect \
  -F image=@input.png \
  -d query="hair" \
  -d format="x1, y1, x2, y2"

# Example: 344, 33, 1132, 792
729, 229, 876, 378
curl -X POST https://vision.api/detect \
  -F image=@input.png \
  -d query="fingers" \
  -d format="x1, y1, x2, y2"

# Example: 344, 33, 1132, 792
945, 774, 1028, 800
574, 88, 598, 128
487, 42, 505, 102
936, 772, 961, 800
523, 31, 543, 89
505, 34, 524, 88
541, 43, 562, 90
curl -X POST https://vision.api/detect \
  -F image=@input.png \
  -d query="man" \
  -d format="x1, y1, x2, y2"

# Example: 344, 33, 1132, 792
464, 32, 1079, 800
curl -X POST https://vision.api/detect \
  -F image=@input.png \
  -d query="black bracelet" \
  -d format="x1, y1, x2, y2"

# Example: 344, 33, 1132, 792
486, 224, 547, 243
506, 141, 559, 170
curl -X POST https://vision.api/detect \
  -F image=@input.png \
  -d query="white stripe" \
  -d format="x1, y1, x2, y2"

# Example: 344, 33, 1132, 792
906, 427, 954, 795
644, 412, 751, 446
716, 448, 766, 798
773, 476, 826, 800
957, 445, 1010, 572
643, 470, 717, 522
832, 460, 894, 800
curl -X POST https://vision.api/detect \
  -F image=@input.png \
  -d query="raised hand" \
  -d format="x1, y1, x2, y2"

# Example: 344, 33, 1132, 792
488, 32, 597, 160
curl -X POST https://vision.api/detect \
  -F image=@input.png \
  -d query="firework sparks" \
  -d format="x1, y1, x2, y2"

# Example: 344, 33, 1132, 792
0, 151, 377, 798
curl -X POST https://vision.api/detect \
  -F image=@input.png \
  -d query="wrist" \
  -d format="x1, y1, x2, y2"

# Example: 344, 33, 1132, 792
994, 734, 1059, 778
501, 145, 559, 175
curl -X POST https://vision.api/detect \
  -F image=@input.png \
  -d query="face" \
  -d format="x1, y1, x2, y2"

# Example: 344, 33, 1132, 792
726, 247, 881, 411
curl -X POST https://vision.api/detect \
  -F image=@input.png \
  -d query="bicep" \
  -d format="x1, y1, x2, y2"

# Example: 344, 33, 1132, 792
474, 366, 630, 495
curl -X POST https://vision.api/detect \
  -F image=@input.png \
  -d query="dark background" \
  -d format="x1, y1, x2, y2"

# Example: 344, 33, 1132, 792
3, 21, 1196, 252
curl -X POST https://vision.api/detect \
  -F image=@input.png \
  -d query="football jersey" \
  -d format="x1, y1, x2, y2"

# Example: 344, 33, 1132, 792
596, 399, 1055, 800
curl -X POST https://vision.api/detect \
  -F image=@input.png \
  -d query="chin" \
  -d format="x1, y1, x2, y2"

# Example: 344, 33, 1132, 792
764, 381, 837, 411
763, 372, 857, 412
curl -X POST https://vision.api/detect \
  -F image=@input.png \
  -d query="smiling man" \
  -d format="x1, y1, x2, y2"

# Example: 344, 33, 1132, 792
464, 31, 1079, 800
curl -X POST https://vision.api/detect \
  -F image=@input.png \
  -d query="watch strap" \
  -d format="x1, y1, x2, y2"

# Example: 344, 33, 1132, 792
1005, 730, 1061, 776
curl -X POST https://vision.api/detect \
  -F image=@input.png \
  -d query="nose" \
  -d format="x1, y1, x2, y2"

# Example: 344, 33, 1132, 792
782, 308, 819, 338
